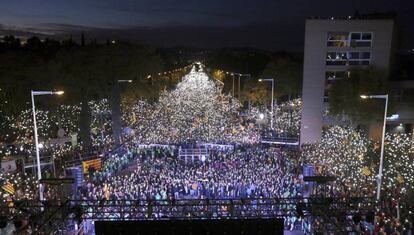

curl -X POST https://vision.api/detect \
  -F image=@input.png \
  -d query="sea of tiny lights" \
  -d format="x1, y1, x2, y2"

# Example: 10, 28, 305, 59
127, 66, 260, 144
1, 66, 413, 228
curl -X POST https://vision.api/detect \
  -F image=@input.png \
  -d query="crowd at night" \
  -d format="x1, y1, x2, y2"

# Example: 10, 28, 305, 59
1, 1, 414, 234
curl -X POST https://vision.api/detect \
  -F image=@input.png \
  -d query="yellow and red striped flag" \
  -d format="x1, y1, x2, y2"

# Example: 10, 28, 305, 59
2, 182, 15, 195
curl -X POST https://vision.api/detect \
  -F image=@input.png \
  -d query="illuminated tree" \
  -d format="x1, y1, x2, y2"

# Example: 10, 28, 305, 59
380, 133, 414, 193
303, 126, 374, 190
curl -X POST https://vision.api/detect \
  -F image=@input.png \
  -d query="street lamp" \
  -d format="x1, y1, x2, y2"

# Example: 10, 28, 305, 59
31, 90, 64, 201
259, 78, 275, 130
360, 94, 388, 201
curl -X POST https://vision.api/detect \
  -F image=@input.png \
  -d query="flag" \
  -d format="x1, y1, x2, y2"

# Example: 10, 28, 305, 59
83, 158, 102, 174
2, 182, 15, 195
361, 167, 371, 176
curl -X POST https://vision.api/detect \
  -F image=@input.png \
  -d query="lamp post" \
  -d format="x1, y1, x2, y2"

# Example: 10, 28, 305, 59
31, 90, 64, 201
237, 73, 250, 100
259, 78, 275, 130
360, 94, 388, 201
230, 73, 235, 97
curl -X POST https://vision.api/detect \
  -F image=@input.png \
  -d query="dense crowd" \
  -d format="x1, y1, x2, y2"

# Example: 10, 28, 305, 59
124, 67, 261, 145
2, 65, 413, 234
80, 146, 302, 201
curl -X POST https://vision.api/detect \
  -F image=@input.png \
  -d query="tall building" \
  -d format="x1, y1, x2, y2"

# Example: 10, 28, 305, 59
300, 15, 397, 144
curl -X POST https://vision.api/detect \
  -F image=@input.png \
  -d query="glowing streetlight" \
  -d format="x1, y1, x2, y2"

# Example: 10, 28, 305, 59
360, 94, 388, 201
259, 78, 275, 129
31, 90, 64, 201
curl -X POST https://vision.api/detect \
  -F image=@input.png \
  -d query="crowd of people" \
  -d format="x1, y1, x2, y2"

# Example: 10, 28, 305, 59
124, 67, 261, 145
1, 66, 413, 234
75, 144, 310, 231
80, 146, 302, 202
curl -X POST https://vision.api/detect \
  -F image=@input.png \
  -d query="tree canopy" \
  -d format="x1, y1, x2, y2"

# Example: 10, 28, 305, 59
328, 66, 390, 124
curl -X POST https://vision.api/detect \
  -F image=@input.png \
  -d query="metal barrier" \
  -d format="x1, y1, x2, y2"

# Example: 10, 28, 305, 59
2, 197, 375, 234
261, 137, 300, 146
178, 148, 209, 164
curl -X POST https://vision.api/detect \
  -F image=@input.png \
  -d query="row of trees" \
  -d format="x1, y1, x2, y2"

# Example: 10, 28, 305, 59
2, 34, 411, 147
0, 36, 164, 148
304, 125, 414, 197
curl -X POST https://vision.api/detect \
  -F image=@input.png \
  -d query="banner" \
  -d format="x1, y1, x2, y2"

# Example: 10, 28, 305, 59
71, 133, 78, 147
82, 158, 102, 174
49, 137, 71, 145
1, 160, 17, 172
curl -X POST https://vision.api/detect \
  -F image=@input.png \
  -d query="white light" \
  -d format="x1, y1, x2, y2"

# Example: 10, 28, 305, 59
201, 155, 206, 162
38, 143, 44, 149
259, 113, 265, 119
386, 114, 399, 121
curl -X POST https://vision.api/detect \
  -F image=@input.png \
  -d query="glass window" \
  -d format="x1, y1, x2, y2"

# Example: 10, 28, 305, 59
327, 32, 348, 47
326, 52, 347, 66
326, 71, 347, 80
351, 33, 361, 40
356, 41, 371, 47
362, 33, 372, 40
336, 52, 347, 60
326, 52, 335, 59
326, 71, 335, 79
350, 32, 372, 47
327, 33, 348, 41
349, 52, 359, 59
327, 41, 347, 47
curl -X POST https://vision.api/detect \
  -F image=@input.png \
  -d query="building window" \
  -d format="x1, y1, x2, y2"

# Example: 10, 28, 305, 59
327, 32, 348, 47
325, 71, 348, 91
350, 32, 373, 47
326, 52, 347, 65
326, 52, 370, 66
348, 52, 371, 66
326, 71, 348, 80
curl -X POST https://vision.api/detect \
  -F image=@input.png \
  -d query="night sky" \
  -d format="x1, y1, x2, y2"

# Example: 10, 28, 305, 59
0, 0, 413, 51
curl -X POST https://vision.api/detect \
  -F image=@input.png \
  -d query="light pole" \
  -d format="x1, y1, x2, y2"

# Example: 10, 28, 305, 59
360, 94, 388, 201
231, 73, 235, 97
237, 74, 250, 100
31, 90, 64, 201
259, 78, 275, 130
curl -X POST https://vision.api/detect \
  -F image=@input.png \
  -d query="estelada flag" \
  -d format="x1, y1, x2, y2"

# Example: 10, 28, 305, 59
2, 182, 15, 195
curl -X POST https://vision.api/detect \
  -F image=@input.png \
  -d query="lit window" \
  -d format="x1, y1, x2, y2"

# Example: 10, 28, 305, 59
326, 71, 347, 80
327, 32, 348, 47
326, 52, 347, 65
